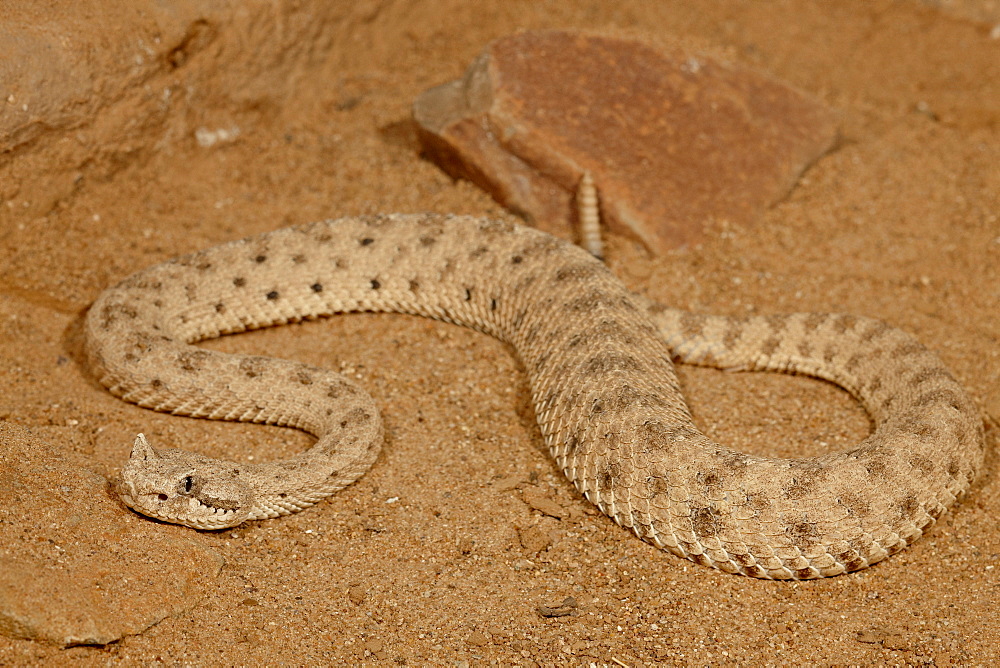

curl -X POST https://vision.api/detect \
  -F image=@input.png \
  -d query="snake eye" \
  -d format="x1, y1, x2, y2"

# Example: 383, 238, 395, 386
178, 475, 196, 495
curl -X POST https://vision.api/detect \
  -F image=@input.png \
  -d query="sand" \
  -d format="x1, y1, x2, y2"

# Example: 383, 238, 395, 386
1, 0, 998, 665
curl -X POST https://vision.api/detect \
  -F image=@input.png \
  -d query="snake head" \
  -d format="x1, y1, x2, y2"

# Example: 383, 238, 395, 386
116, 433, 254, 530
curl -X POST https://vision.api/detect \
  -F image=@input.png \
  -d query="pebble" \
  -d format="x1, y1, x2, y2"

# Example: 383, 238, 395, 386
467, 629, 490, 646
520, 486, 567, 519
517, 525, 551, 553
536, 596, 578, 618
347, 584, 366, 605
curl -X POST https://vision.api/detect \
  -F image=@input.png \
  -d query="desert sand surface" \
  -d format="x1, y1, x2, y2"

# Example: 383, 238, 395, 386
1, 1, 998, 665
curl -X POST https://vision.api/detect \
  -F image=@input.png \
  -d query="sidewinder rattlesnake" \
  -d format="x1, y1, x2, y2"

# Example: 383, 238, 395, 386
84, 213, 984, 579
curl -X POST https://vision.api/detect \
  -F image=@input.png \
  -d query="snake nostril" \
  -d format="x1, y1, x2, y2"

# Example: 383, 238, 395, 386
157, 493, 168, 501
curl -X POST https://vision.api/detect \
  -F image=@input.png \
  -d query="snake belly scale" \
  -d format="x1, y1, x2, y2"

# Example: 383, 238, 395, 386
84, 214, 984, 579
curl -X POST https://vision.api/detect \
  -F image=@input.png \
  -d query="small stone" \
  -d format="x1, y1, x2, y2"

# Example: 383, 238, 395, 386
856, 628, 885, 644
364, 638, 384, 653
457, 536, 475, 554
536, 596, 578, 618
347, 584, 366, 605
521, 486, 567, 519
518, 525, 551, 553
493, 474, 523, 492
414, 30, 837, 254
467, 629, 490, 646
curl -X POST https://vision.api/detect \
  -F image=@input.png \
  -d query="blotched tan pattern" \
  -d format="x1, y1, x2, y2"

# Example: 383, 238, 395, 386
84, 214, 984, 579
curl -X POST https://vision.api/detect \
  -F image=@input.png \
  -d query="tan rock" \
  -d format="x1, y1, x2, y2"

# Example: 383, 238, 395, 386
347, 584, 366, 605
517, 526, 551, 553
0, 423, 222, 646
520, 486, 567, 519
414, 30, 838, 253
467, 629, 490, 646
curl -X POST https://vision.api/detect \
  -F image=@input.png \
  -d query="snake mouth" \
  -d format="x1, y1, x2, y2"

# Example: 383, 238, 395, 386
118, 480, 244, 530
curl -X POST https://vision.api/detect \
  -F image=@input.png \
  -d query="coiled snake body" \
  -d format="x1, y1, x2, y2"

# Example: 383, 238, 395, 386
85, 214, 984, 579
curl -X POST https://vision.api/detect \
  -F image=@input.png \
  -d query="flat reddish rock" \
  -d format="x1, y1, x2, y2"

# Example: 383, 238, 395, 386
414, 30, 838, 253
